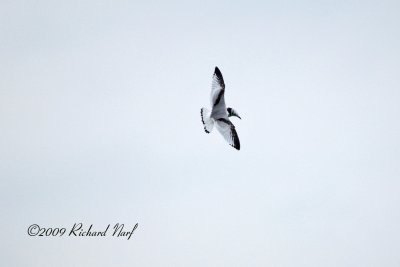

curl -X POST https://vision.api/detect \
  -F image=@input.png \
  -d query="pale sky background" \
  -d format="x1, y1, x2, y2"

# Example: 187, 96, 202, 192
1, 0, 400, 266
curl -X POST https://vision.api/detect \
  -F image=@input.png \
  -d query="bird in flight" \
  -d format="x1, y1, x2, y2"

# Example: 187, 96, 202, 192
201, 67, 241, 150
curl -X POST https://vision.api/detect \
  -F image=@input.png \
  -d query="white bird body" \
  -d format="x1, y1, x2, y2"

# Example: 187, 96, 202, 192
201, 67, 241, 150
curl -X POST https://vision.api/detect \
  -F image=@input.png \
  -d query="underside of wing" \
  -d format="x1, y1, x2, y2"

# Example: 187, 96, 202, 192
215, 118, 240, 150
210, 67, 225, 108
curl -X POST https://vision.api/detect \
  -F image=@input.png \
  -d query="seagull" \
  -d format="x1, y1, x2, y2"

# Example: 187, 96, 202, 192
201, 67, 241, 150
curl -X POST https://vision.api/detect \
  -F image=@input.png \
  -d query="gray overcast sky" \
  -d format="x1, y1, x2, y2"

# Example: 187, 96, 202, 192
1, 0, 400, 266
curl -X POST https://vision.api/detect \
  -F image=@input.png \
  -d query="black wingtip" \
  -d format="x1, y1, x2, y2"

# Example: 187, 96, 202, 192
230, 133, 240, 151
214, 67, 223, 80
230, 144, 240, 150
233, 132, 240, 150
235, 140, 240, 150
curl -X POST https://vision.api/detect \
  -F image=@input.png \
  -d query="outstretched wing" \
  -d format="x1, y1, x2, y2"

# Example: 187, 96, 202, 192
210, 67, 226, 118
215, 118, 240, 150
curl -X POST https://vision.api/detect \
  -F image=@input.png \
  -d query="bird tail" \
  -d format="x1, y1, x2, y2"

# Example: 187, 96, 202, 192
201, 108, 214, 133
